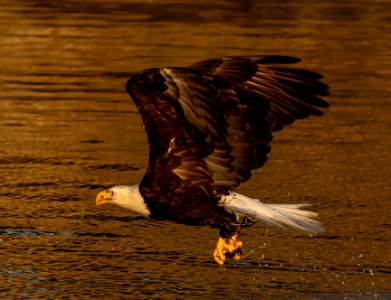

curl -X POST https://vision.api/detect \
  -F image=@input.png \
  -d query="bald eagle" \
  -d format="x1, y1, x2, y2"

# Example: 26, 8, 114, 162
96, 55, 329, 265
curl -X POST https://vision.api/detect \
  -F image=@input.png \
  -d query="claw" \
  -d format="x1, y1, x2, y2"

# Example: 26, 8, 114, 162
213, 233, 242, 265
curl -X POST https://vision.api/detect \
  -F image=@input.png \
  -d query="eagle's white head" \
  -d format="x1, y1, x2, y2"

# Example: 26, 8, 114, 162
95, 184, 150, 216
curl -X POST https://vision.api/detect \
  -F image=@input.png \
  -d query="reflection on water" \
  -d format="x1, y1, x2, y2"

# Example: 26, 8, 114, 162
1, 0, 390, 298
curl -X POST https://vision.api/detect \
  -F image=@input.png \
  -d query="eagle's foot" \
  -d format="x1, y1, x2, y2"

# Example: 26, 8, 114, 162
213, 233, 242, 265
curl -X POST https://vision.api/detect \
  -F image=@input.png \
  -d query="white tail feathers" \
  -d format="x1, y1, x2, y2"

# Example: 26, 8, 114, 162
220, 192, 324, 234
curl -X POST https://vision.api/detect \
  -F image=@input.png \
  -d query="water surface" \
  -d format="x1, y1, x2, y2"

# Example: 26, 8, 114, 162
1, 0, 390, 298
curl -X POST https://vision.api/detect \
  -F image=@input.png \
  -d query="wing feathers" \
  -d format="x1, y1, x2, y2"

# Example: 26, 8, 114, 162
127, 55, 329, 198
162, 68, 227, 140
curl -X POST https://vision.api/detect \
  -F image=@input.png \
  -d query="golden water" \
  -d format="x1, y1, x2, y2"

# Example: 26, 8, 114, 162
1, 0, 390, 298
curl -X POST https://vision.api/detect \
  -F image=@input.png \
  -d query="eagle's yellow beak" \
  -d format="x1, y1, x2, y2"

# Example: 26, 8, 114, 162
95, 190, 113, 206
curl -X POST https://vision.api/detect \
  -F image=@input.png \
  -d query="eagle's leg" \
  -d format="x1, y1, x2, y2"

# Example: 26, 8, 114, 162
213, 226, 242, 265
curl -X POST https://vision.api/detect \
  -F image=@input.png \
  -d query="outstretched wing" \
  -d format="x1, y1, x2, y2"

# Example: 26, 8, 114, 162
125, 56, 329, 216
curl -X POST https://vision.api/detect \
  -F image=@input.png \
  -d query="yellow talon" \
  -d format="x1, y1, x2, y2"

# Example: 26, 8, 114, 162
213, 232, 242, 265
213, 237, 227, 265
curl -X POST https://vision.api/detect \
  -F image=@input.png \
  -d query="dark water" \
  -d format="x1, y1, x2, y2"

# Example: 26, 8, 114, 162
1, 0, 390, 298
